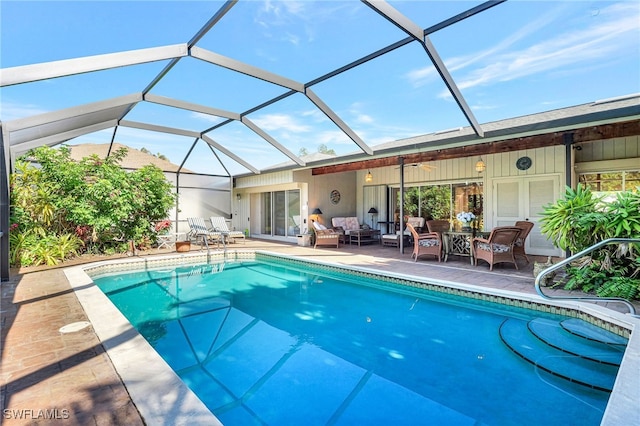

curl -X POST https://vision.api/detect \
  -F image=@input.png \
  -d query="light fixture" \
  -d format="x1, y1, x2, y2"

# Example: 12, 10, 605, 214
475, 157, 486, 173
311, 208, 322, 225
365, 169, 373, 183
236, 193, 241, 200
368, 207, 378, 228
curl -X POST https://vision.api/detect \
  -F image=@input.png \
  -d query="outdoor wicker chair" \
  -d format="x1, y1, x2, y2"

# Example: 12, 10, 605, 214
472, 226, 521, 271
406, 223, 442, 262
513, 221, 534, 263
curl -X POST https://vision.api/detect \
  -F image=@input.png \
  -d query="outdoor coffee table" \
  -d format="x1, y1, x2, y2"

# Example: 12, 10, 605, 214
349, 229, 380, 246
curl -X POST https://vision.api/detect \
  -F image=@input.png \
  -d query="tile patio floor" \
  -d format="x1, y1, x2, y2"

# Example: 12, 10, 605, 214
2, 238, 638, 424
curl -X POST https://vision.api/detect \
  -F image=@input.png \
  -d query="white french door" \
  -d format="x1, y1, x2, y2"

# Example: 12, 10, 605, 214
493, 175, 562, 257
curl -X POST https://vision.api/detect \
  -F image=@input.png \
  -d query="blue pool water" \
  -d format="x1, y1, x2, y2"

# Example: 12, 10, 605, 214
93, 258, 621, 425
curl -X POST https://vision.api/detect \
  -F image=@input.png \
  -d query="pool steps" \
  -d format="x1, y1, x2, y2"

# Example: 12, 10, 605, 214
499, 317, 627, 392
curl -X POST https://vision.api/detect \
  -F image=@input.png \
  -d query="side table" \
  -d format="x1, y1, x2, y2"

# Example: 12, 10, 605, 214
157, 232, 187, 250
443, 231, 474, 264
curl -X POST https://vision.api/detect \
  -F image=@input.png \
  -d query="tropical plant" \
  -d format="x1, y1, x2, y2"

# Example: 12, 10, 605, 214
9, 145, 176, 267
539, 184, 601, 252
540, 185, 640, 299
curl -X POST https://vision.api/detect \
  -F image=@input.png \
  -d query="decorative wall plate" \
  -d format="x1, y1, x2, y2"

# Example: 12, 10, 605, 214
330, 189, 341, 204
516, 156, 532, 170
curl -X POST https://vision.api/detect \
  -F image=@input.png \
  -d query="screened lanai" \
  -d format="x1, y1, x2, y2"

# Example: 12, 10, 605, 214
1, 0, 640, 280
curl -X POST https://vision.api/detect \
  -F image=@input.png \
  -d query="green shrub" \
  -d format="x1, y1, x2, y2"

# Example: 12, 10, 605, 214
9, 146, 176, 267
540, 185, 640, 299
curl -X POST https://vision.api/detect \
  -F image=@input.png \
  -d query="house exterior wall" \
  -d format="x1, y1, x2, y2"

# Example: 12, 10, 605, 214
573, 135, 640, 182
231, 168, 356, 236
574, 135, 639, 162
232, 136, 639, 244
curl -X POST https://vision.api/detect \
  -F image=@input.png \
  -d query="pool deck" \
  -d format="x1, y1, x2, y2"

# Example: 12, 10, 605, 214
2, 238, 639, 425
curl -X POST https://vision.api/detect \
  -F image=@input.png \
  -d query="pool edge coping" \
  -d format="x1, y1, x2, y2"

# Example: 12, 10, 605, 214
67, 249, 640, 426
64, 264, 222, 426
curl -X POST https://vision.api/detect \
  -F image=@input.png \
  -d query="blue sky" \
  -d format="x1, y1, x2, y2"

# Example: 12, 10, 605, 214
1, 1, 639, 175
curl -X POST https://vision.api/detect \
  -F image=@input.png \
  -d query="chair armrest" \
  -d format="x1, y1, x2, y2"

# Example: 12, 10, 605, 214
472, 237, 489, 244
417, 232, 439, 239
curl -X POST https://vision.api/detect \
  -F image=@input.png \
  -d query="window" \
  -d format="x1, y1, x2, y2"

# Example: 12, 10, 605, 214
391, 181, 483, 228
579, 170, 640, 201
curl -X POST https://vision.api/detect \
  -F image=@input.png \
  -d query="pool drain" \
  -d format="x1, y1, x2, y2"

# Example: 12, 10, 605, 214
59, 321, 92, 334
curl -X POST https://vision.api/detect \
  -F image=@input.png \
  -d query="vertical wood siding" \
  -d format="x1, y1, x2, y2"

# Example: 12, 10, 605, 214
575, 135, 639, 162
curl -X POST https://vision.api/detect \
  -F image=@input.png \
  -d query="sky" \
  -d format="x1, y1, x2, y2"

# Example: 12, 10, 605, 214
1, 0, 639, 176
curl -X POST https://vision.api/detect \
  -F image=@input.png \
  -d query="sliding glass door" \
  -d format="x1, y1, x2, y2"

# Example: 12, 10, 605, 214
260, 190, 301, 237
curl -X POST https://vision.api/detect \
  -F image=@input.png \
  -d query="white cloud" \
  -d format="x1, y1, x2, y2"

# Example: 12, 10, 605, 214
251, 113, 311, 133
403, 2, 639, 99
0, 101, 49, 121
190, 111, 226, 124
355, 113, 374, 124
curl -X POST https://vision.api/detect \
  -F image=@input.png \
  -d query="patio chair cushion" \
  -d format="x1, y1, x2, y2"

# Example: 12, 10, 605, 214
418, 238, 440, 248
331, 217, 362, 235
476, 242, 510, 253
313, 221, 328, 231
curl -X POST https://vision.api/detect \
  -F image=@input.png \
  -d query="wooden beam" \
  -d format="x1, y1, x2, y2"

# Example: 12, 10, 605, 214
312, 119, 640, 175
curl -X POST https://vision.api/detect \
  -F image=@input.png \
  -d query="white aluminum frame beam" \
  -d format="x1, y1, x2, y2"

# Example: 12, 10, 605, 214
0, 45, 188, 87
191, 47, 305, 92
144, 94, 241, 121
201, 135, 260, 174
362, 0, 484, 137
10, 120, 119, 158
118, 120, 200, 138
305, 88, 373, 155
4, 94, 142, 133
241, 117, 305, 166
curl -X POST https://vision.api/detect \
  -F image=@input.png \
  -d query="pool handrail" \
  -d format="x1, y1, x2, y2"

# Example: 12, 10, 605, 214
535, 238, 639, 316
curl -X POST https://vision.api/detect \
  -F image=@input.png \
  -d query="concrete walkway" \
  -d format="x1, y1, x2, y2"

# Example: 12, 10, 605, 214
1, 239, 637, 424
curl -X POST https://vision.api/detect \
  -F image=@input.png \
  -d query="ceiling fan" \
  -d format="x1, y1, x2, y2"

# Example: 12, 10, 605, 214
396, 162, 437, 172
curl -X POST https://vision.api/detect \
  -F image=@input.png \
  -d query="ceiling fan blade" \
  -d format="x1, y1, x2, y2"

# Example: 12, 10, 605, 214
395, 162, 437, 171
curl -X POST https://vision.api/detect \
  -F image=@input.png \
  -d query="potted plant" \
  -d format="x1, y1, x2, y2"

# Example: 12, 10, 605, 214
456, 211, 476, 231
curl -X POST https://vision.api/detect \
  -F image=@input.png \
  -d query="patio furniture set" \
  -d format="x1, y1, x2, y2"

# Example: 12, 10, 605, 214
184, 213, 533, 271
312, 217, 381, 248
405, 219, 534, 271
314, 215, 533, 271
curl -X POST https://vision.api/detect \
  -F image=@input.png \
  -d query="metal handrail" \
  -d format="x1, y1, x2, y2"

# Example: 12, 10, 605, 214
535, 238, 639, 316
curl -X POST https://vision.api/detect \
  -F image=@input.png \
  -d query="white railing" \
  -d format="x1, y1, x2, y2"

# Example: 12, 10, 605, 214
535, 238, 639, 316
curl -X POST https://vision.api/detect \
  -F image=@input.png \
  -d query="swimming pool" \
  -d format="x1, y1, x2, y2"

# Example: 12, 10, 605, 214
88, 253, 629, 426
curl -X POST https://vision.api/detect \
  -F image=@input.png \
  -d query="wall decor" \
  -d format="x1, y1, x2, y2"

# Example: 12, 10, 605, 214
516, 156, 532, 171
330, 189, 341, 204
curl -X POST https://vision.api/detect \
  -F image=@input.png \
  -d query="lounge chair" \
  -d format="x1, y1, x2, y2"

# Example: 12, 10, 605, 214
406, 223, 442, 262
472, 226, 521, 271
513, 221, 534, 263
312, 221, 340, 248
187, 217, 224, 248
210, 216, 246, 243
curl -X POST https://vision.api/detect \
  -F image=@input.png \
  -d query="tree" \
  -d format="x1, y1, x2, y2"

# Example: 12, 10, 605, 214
298, 145, 336, 157
318, 144, 336, 155
10, 146, 176, 266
